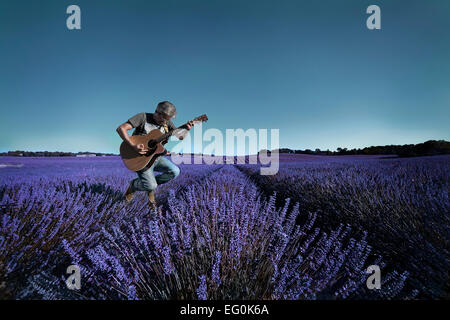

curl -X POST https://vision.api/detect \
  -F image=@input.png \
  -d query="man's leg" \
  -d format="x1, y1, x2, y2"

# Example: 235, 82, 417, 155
125, 157, 179, 208
125, 166, 158, 208
153, 156, 180, 185
132, 167, 158, 192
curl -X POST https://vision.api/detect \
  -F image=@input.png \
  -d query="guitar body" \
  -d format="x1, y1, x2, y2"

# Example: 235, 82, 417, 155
120, 129, 167, 172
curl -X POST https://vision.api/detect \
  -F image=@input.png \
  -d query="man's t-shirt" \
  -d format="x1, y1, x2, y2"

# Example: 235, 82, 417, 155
127, 112, 176, 136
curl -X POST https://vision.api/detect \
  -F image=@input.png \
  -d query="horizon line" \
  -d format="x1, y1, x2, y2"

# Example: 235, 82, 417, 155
1, 138, 448, 155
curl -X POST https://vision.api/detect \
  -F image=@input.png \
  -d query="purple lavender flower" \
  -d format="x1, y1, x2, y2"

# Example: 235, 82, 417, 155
211, 251, 222, 286
162, 245, 174, 275
127, 285, 138, 300
196, 275, 207, 300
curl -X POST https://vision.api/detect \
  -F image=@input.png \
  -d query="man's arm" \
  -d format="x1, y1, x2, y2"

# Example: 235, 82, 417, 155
116, 122, 147, 154
116, 122, 135, 146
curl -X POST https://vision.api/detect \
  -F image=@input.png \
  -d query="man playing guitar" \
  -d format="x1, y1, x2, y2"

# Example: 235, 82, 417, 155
116, 101, 194, 209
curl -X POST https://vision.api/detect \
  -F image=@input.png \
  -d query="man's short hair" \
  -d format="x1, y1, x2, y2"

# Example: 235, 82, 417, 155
156, 101, 177, 118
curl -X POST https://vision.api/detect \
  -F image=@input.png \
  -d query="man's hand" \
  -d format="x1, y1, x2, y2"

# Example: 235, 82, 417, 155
186, 120, 195, 130
132, 143, 148, 155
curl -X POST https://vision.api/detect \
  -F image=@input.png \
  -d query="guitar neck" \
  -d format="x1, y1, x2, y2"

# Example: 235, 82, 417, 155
153, 114, 208, 143
153, 122, 192, 143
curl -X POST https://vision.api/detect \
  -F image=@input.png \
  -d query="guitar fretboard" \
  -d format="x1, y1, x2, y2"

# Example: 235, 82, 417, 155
153, 115, 208, 143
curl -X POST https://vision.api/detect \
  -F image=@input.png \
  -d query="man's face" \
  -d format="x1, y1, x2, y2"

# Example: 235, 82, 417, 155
154, 111, 172, 125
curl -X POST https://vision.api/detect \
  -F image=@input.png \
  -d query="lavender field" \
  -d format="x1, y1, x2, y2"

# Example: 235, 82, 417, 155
0, 154, 448, 299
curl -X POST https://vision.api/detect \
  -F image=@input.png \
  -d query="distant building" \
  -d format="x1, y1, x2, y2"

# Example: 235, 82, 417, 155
6, 151, 24, 156
76, 154, 96, 157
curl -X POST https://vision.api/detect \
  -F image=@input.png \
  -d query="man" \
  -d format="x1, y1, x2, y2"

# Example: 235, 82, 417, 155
116, 101, 193, 209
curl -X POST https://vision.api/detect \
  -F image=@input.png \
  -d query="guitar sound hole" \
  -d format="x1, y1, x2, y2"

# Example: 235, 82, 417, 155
146, 140, 157, 154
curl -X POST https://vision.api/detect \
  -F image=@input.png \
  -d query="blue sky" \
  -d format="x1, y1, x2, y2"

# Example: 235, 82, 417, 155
0, 0, 449, 154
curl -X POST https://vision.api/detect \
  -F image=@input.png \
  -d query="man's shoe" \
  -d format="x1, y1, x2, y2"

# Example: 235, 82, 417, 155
148, 190, 157, 210
124, 181, 135, 202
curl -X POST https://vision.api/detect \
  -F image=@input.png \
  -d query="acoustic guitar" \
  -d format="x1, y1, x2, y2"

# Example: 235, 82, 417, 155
120, 114, 208, 172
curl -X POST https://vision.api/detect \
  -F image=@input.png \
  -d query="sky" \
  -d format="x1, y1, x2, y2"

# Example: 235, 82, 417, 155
0, 0, 449, 155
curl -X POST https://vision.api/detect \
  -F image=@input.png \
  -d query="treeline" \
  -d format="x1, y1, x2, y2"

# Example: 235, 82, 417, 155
273, 140, 450, 157
0, 151, 117, 157
2, 140, 449, 158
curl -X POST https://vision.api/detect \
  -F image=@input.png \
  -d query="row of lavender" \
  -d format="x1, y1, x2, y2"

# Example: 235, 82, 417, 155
237, 155, 450, 298
1, 156, 413, 299
0, 158, 220, 298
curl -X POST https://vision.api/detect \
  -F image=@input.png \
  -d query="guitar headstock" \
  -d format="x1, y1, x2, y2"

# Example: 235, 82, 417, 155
192, 114, 208, 123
